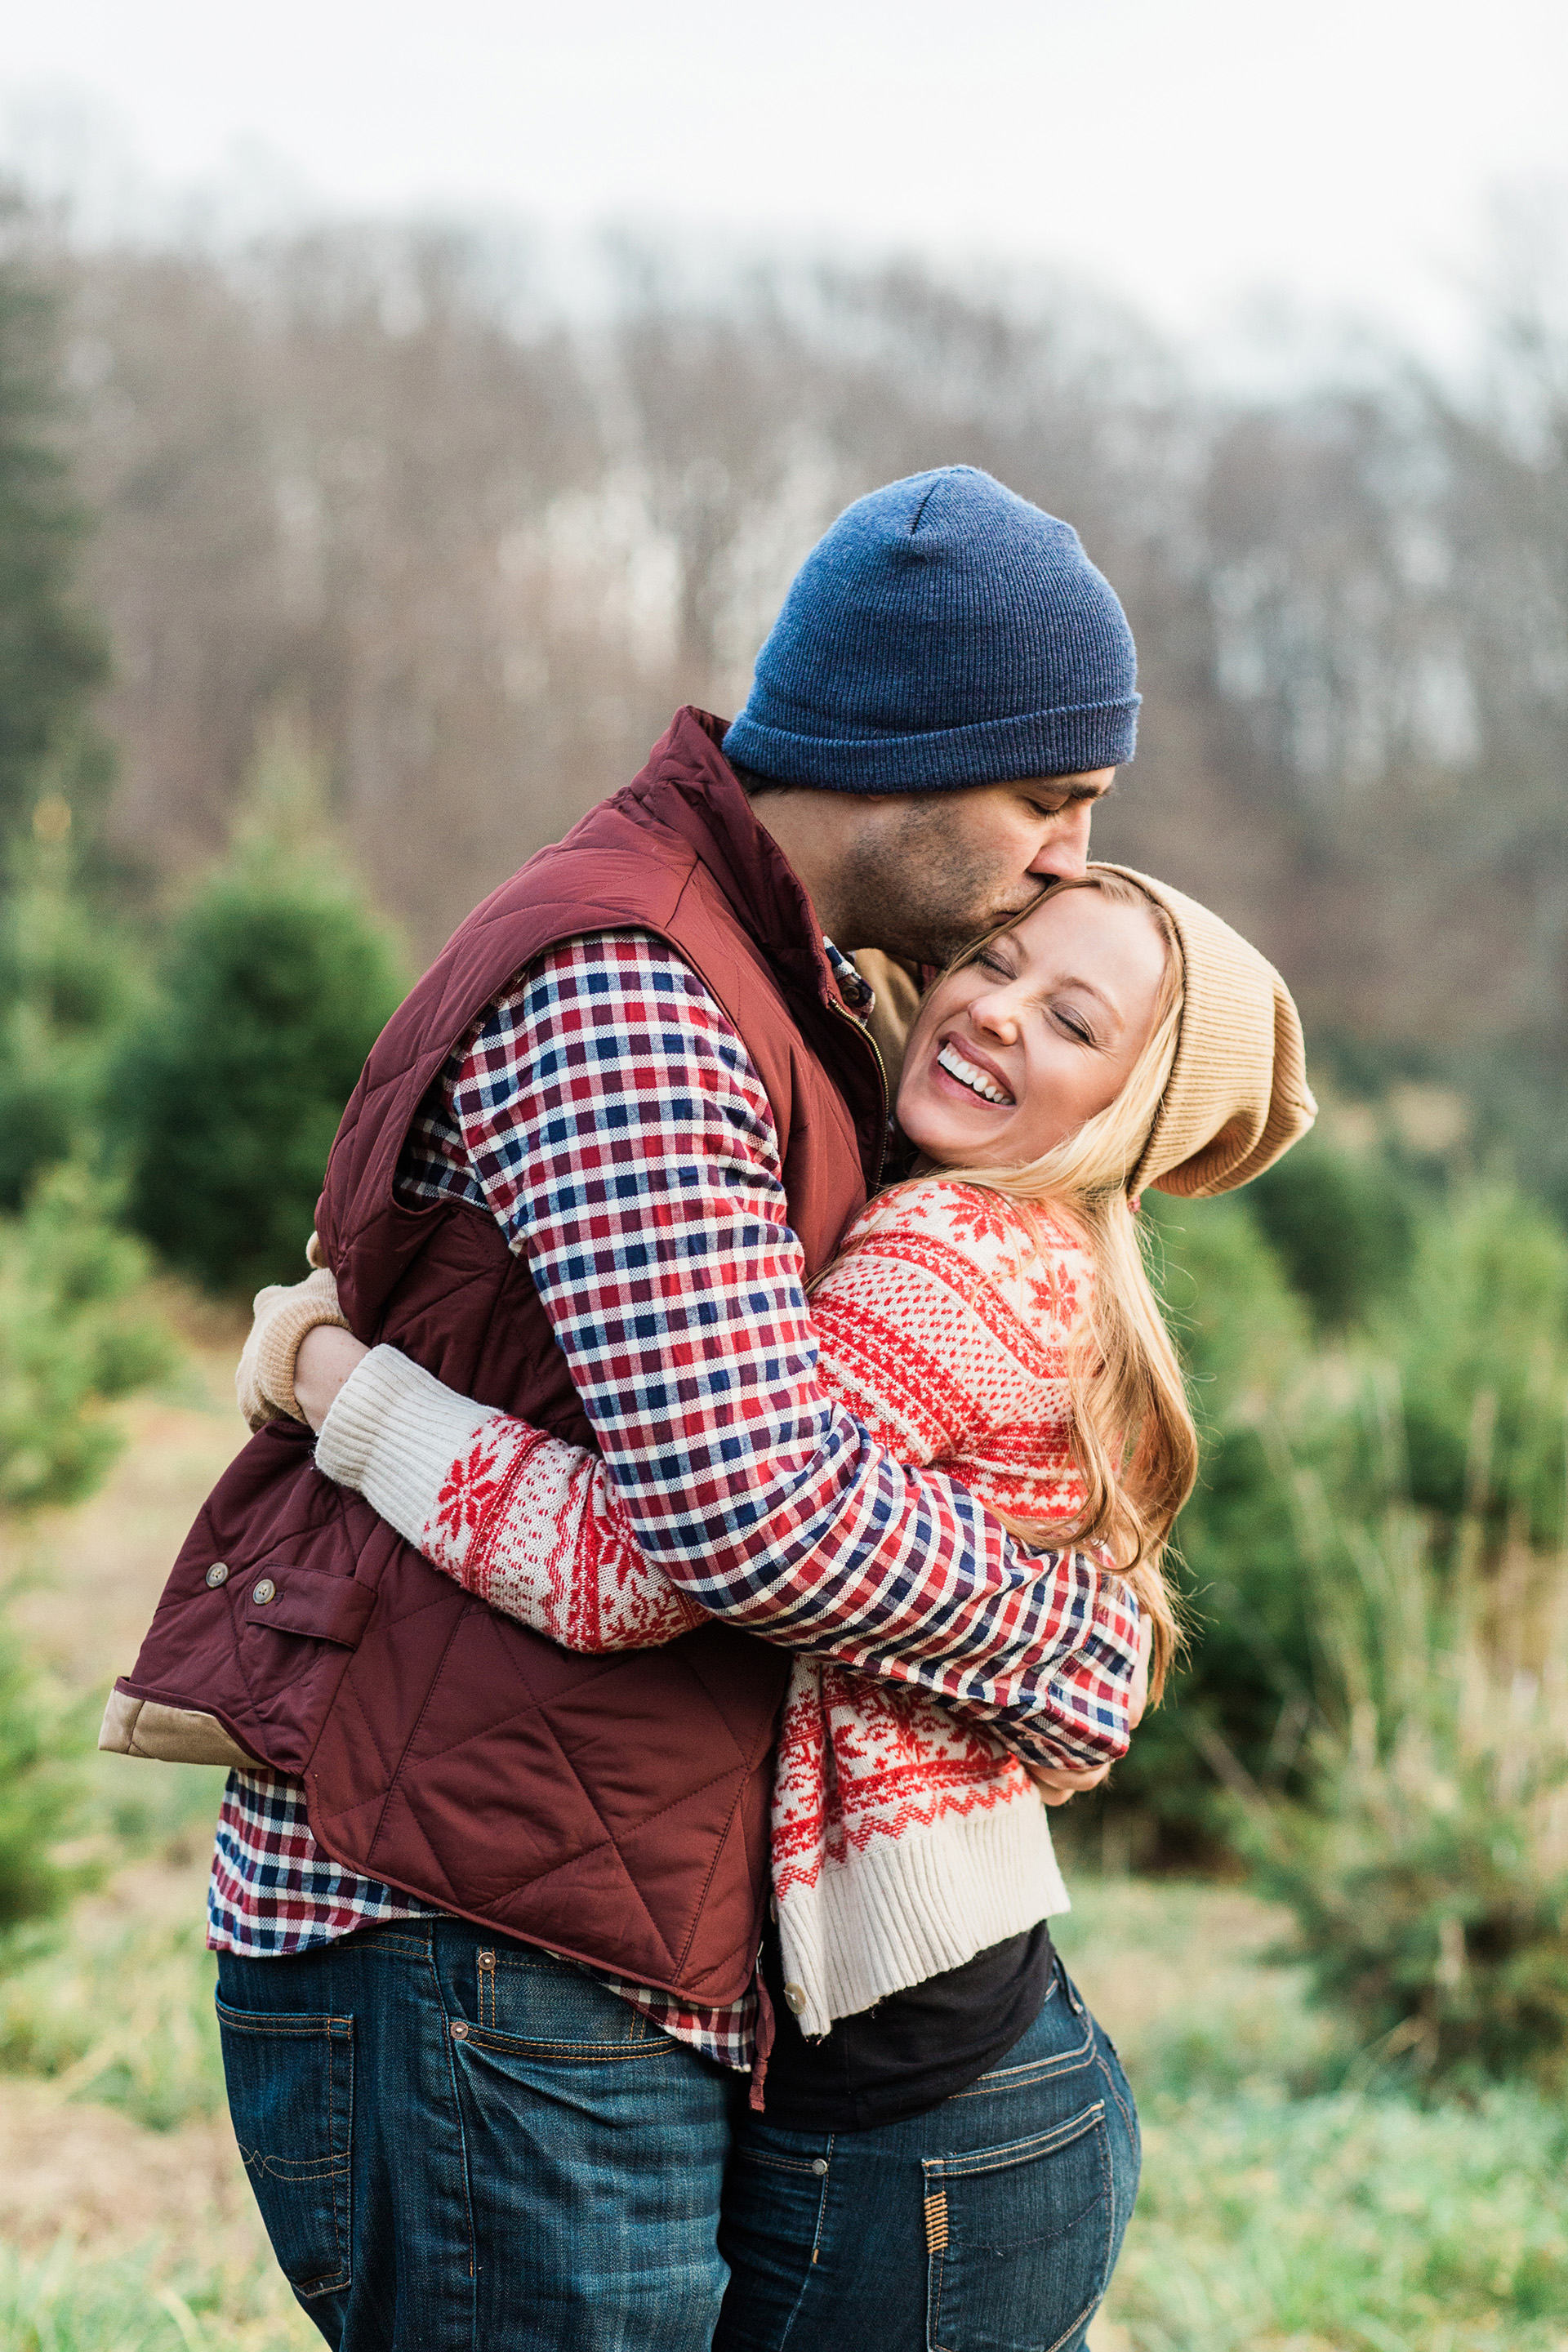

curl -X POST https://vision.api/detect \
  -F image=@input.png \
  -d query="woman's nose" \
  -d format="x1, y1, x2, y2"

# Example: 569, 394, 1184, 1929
969, 992, 1021, 1043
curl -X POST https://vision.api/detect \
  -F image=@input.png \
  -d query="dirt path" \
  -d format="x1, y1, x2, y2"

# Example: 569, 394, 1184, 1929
2, 1295, 252, 1698
0, 1302, 277, 2283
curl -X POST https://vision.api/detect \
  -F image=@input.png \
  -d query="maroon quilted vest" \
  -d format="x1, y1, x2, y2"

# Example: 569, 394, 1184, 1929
109, 710, 885, 2006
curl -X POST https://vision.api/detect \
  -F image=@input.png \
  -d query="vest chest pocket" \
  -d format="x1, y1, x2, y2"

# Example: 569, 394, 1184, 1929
242, 1566, 378, 1647
216, 1999, 354, 2299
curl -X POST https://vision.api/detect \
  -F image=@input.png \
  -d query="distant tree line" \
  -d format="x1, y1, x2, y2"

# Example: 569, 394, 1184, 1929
0, 198, 1551, 1213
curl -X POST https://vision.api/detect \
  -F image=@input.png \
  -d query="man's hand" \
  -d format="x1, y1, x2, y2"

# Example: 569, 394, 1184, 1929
295, 1325, 372, 1433
1128, 1608, 1152, 1730
1027, 1608, 1152, 1806
1027, 1757, 1111, 1807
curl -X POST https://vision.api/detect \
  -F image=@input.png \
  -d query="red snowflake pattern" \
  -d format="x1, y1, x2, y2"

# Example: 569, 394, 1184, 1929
433, 1430, 506, 1544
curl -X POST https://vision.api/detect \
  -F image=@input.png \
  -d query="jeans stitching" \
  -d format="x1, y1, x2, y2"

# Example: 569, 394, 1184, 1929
321, 2025, 352, 2296
924, 2164, 951, 2352
1097, 2048, 1138, 2154
927, 2104, 1105, 2181
1038, 2123, 1113, 2352
216, 2005, 354, 2038
218, 2007, 353, 2296
782, 2134, 835, 2348
429, 1944, 480, 2300
949, 2013, 1096, 2096
926, 2113, 1112, 2352
246, 2154, 347, 2185
457, 2028, 680, 2064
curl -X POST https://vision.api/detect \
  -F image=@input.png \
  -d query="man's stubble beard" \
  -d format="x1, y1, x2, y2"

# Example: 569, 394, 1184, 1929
836, 801, 1040, 968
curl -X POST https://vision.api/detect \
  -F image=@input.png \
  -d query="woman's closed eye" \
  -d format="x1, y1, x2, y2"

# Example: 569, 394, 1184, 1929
1053, 1003, 1098, 1046
973, 948, 1016, 982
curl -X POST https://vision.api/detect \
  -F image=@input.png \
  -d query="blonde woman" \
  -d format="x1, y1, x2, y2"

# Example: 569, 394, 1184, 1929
246, 864, 1311, 2352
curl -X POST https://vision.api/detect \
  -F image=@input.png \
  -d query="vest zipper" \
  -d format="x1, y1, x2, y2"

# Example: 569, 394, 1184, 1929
828, 996, 889, 1195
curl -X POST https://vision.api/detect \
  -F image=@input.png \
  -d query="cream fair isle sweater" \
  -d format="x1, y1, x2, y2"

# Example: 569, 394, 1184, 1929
316, 1178, 1094, 2038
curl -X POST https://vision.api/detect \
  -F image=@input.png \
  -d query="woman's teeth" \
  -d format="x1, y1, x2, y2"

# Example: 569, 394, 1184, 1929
937, 1043, 1013, 1106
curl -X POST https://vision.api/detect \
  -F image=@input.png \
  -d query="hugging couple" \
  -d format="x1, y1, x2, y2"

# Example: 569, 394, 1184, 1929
105, 466, 1314, 2351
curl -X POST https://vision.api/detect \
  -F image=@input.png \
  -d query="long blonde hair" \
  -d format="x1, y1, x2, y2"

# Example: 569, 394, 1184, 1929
916, 872, 1198, 1699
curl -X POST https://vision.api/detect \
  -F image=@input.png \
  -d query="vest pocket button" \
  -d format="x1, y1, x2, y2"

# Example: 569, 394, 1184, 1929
205, 1562, 229, 1588
252, 1579, 276, 1605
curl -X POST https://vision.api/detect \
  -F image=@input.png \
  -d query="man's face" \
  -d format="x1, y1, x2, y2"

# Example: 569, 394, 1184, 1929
838, 771, 1115, 967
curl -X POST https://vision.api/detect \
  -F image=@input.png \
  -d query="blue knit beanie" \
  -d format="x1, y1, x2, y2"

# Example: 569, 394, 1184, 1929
723, 466, 1139, 791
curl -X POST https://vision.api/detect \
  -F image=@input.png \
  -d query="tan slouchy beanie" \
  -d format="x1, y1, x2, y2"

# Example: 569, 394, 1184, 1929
1088, 863, 1317, 1199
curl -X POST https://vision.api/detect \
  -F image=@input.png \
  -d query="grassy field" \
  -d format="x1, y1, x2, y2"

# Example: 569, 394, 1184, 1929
2, 1325, 1567, 2351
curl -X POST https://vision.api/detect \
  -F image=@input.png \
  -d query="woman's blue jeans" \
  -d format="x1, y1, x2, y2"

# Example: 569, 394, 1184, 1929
715, 1957, 1140, 2352
217, 1923, 1137, 2352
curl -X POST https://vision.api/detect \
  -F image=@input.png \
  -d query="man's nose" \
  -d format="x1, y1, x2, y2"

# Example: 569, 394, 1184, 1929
1027, 800, 1093, 883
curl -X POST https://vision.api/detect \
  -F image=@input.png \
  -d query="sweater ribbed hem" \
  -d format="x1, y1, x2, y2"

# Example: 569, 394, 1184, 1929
315, 1346, 503, 1552
777, 1791, 1071, 2038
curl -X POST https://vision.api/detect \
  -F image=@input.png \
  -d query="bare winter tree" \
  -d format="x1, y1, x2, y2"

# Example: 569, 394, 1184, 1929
23, 196, 1568, 1190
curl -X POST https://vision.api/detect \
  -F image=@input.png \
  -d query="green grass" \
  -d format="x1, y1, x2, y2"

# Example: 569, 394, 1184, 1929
1055, 1877, 1568, 2350
3, 1848, 1568, 2349
0, 1891, 222, 2133
0, 2236, 315, 2352
0, 1767, 229, 2132
1107, 2087, 1568, 2352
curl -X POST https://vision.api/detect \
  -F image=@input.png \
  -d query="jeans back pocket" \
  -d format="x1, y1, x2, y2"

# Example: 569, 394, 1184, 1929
216, 1998, 354, 2299
924, 2102, 1111, 2352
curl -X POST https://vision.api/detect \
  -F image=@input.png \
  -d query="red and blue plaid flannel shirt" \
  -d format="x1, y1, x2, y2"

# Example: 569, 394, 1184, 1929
210, 932, 1138, 2069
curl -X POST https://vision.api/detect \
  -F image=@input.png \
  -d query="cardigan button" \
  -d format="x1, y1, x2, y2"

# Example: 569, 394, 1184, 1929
204, 1562, 229, 1588
782, 1982, 807, 2015
252, 1578, 276, 1605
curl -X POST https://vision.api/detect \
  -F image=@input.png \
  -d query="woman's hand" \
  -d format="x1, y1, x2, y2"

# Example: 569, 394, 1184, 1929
295, 1325, 372, 1432
235, 1262, 349, 1430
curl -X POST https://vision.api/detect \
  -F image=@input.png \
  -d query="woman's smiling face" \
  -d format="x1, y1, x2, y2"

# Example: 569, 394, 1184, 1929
897, 886, 1172, 1169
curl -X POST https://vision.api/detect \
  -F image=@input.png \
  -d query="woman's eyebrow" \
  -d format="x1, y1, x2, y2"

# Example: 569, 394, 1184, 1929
1047, 970, 1123, 1022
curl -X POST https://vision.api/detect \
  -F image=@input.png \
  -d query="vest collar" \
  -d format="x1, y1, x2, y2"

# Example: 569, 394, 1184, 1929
623, 708, 846, 1020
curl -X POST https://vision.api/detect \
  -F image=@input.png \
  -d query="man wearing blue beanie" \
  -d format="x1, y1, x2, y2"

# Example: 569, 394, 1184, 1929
723, 461, 1138, 964
209, 463, 1143, 2352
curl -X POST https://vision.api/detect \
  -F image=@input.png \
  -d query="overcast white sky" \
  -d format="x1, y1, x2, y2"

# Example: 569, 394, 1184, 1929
5, 0, 1566, 362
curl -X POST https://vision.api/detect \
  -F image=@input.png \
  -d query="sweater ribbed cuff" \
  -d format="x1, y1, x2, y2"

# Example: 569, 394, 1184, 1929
315, 1345, 504, 1553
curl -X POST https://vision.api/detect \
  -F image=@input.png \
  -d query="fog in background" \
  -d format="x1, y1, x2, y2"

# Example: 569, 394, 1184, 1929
9, 0, 1568, 361
2, 0, 1567, 1195
6, 184, 1561, 1183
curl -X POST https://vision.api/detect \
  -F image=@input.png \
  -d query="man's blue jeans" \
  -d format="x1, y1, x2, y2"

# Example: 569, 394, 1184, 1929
216, 1918, 741, 2350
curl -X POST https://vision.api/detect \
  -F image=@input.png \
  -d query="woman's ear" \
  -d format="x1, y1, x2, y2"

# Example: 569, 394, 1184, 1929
1128, 1190, 1143, 1214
